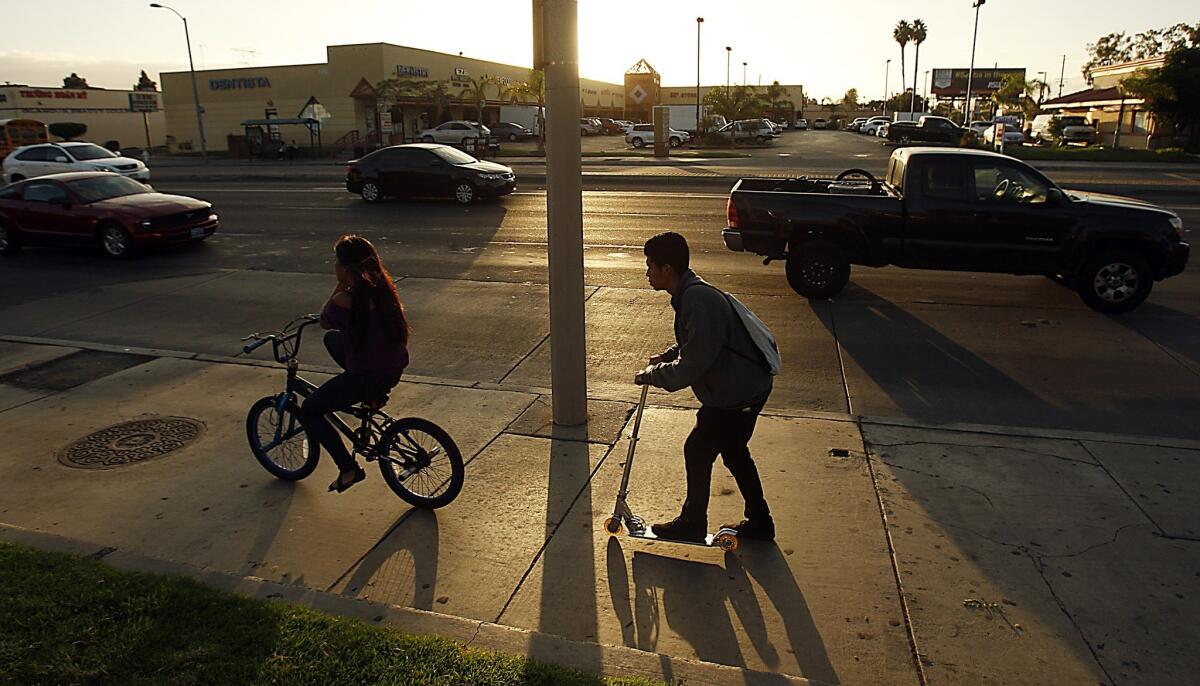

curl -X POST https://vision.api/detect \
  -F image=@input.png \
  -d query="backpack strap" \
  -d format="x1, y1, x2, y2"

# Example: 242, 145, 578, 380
679, 280, 771, 373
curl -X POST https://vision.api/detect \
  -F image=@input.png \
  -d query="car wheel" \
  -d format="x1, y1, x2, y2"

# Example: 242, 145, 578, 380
632, 137, 645, 148
899, 135, 912, 145
422, 135, 435, 143
0, 220, 21, 256
786, 240, 851, 300
1076, 250, 1153, 314
98, 223, 133, 259
509, 133, 518, 142
669, 136, 681, 147
453, 182, 476, 205
756, 135, 767, 144
360, 181, 383, 203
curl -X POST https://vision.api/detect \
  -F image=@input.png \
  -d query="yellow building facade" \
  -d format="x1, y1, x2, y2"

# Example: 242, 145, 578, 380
159, 43, 625, 154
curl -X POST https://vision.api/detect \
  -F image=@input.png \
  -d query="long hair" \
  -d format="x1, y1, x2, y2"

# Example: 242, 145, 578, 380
334, 235, 409, 349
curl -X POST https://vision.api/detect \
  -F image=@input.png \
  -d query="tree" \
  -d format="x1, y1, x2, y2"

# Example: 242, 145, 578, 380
764, 80, 789, 117
893, 20, 912, 110
842, 88, 859, 108
62, 73, 88, 88
909, 19, 928, 115
48, 122, 87, 140
703, 85, 768, 122
504, 70, 546, 151
991, 75, 1049, 121
458, 75, 497, 122
1083, 22, 1200, 81
1123, 46, 1200, 150
133, 70, 158, 92
372, 77, 452, 138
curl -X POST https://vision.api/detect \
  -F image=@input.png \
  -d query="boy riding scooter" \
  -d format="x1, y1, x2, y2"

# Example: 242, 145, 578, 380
634, 231, 780, 543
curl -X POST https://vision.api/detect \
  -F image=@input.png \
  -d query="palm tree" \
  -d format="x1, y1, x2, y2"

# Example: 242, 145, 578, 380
505, 70, 546, 152
458, 75, 497, 123
764, 80, 788, 118
894, 20, 912, 115
909, 19, 927, 116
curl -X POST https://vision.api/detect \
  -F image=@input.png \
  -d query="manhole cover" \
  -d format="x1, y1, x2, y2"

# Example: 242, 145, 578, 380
58, 417, 205, 469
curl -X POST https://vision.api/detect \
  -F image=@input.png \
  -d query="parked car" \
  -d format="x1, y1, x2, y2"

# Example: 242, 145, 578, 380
488, 122, 533, 142
968, 120, 994, 137
764, 119, 784, 135
3, 142, 150, 185
859, 117, 890, 135
982, 124, 1026, 146
345, 143, 515, 205
580, 118, 601, 135
617, 120, 636, 133
721, 147, 1189, 313
598, 118, 624, 135
1030, 114, 1097, 146
795, 119, 808, 130
418, 120, 490, 146
847, 118, 868, 132
0, 172, 217, 258
813, 118, 828, 130
885, 116, 969, 145
711, 119, 778, 145
624, 124, 691, 148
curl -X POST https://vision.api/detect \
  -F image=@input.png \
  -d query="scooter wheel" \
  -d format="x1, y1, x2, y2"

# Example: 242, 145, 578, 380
604, 517, 622, 535
715, 532, 739, 552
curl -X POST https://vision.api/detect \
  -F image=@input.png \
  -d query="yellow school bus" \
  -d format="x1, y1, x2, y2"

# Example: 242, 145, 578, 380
0, 118, 49, 158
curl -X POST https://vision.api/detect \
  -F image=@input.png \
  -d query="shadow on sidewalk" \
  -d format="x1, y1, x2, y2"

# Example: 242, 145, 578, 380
333, 510, 440, 609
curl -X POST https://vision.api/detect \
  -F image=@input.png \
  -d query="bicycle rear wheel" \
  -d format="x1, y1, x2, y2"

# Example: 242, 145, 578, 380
377, 417, 464, 508
246, 394, 320, 480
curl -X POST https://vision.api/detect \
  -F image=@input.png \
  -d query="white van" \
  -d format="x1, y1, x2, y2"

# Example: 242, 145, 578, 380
1030, 114, 1096, 146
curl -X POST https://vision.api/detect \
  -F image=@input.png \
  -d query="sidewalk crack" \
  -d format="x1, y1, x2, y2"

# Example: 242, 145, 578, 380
1076, 440, 1168, 536
1028, 551, 1119, 684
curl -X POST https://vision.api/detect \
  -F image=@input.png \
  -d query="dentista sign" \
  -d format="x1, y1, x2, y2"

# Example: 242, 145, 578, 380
209, 77, 272, 91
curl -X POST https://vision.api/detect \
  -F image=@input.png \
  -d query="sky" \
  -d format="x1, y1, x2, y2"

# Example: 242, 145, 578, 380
1, 0, 1196, 102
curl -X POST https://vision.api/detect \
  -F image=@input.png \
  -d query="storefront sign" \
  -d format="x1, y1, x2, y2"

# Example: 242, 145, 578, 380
128, 92, 159, 112
18, 89, 88, 99
396, 65, 429, 78
454, 68, 469, 77
379, 111, 393, 134
931, 68, 1025, 96
209, 77, 272, 91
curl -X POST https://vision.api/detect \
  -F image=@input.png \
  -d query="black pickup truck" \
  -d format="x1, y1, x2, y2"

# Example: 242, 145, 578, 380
722, 147, 1189, 313
885, 116, 970, 146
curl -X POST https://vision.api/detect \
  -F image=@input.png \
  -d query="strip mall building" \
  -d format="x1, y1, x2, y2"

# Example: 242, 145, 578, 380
160, 43, 806, 154
0, 85, 165, 149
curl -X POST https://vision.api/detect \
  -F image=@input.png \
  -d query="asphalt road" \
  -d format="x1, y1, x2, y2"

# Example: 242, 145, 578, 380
4, 174, 1200, 439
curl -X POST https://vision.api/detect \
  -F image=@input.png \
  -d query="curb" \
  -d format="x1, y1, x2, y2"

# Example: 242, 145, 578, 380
0, 522, 822, 686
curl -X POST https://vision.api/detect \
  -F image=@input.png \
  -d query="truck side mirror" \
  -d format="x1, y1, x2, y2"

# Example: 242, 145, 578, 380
1046, 188, 1064, 204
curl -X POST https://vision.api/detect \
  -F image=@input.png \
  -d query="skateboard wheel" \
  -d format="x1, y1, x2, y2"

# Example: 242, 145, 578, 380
715, 532, 739, 552
604, 517, 622, 535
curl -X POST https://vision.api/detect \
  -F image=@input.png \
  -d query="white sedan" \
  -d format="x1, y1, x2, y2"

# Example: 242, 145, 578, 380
419, 120, 490, 146
3, 142, 150, 184
983, 125, 1025, 146
624, 124, 691, 148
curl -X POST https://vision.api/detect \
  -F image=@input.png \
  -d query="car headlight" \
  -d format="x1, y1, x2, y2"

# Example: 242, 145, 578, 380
1169, 216, 1184, 239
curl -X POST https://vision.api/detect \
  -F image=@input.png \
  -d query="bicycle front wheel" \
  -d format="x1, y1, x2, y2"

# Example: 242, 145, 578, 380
377, 417, 464, 508
246, 395, 320, 480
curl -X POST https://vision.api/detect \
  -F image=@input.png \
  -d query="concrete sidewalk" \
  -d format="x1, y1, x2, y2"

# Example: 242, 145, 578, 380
1, 339, 1198, 684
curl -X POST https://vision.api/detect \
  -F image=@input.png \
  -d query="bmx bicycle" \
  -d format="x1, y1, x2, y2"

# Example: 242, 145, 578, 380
241, 314, 464, 508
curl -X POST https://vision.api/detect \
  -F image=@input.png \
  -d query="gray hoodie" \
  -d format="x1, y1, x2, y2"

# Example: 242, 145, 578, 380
647, 270, 773, 409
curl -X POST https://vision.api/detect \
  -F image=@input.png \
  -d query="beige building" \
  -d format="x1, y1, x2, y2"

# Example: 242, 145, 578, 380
159, 43, 625, 154
659, 84, 805, 120
0, 85, 164, 149
1041, 57, 1166, 149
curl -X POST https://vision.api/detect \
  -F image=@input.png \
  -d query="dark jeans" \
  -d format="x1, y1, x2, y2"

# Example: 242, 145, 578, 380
681, 397, 771, 524
297, 331, 398, 473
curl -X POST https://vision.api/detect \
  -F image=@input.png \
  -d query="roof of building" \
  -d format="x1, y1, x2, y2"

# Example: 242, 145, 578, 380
1042, 87, 1124, 107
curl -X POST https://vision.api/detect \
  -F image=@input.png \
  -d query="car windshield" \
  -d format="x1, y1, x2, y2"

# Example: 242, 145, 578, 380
66, 175, 152, 203
431, 147, 478, 165
65, 144, 118, 161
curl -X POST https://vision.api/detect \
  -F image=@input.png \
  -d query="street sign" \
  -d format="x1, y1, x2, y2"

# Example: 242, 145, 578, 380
128, 92, 159, 112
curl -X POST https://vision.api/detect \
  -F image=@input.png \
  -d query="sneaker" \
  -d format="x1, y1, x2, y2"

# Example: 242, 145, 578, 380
723, 517, 775, 541
651, 515, 708, 543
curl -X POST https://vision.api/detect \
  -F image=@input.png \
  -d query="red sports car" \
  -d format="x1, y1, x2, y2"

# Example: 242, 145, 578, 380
0, 172, 217, 259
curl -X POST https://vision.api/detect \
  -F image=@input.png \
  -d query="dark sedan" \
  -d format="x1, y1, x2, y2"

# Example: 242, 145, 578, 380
488, 122, 534, 142
0, 172, 217, 259
345, 143, 516, 204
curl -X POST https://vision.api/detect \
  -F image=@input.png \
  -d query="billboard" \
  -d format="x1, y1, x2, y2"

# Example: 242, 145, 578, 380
931, 68, 1026, 97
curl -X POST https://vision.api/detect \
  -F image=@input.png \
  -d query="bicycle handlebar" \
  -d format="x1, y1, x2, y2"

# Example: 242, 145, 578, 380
242, 337, 270, 354
240, 314, 322, 363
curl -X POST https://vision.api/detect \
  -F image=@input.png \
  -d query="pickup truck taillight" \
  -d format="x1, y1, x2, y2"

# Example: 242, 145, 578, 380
726, 197, 740, 228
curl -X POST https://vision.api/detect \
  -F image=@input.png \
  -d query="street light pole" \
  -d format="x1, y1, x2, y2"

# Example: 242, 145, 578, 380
963, 0, 985, 126
725, 46, 731, 97
150, 3, 207, 161
883, 59, 891, 116
923, 70, 930, 112
1058, 54, 1066, 97
695, 17, 703, 135
742, 62, 747, 87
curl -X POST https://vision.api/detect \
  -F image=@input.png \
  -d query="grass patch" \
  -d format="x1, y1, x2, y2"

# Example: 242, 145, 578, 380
1006, 145, 1199, 163
0, 541, 661, 686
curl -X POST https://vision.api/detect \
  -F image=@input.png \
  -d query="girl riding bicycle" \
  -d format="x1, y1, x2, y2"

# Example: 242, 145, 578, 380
300, 234, 410, 493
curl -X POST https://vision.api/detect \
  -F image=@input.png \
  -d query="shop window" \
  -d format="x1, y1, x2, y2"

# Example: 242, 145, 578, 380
1132, 110, 1149, 134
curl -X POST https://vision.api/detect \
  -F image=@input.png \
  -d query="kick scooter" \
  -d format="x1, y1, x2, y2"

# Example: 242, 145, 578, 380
604, 384, 740, 552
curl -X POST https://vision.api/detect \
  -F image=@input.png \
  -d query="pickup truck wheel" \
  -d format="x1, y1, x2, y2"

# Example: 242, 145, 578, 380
1076, 250, 1152, 314
786, 241, 851, 300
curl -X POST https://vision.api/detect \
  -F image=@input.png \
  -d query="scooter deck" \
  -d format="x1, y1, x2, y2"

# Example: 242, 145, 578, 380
616, 525, 740, 551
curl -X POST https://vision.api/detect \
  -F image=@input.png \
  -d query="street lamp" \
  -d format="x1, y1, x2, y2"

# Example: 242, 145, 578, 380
884, 59, 891, 116
726, 46, 731, 96
923, 70, 930, 112
696, 17, 703, 136
743, 62, 747, 87
150, 3, 207, 161
963, 0, 985, 125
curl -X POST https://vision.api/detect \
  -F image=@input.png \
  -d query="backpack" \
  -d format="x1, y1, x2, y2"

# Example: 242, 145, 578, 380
684, 281, 782, 376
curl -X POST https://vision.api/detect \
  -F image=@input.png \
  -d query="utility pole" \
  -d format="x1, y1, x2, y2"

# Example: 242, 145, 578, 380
695, 17, 703, 136
533, 0, 587, 425
151, 3, 207, 161
725, 46, 731, 96
884, 59, 891, 116
742, 62, 747, 87
963, 0, 985, 125
1058, 54, 1066, 97
1037, 70, 1047, 106
923, 70, 930, 112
